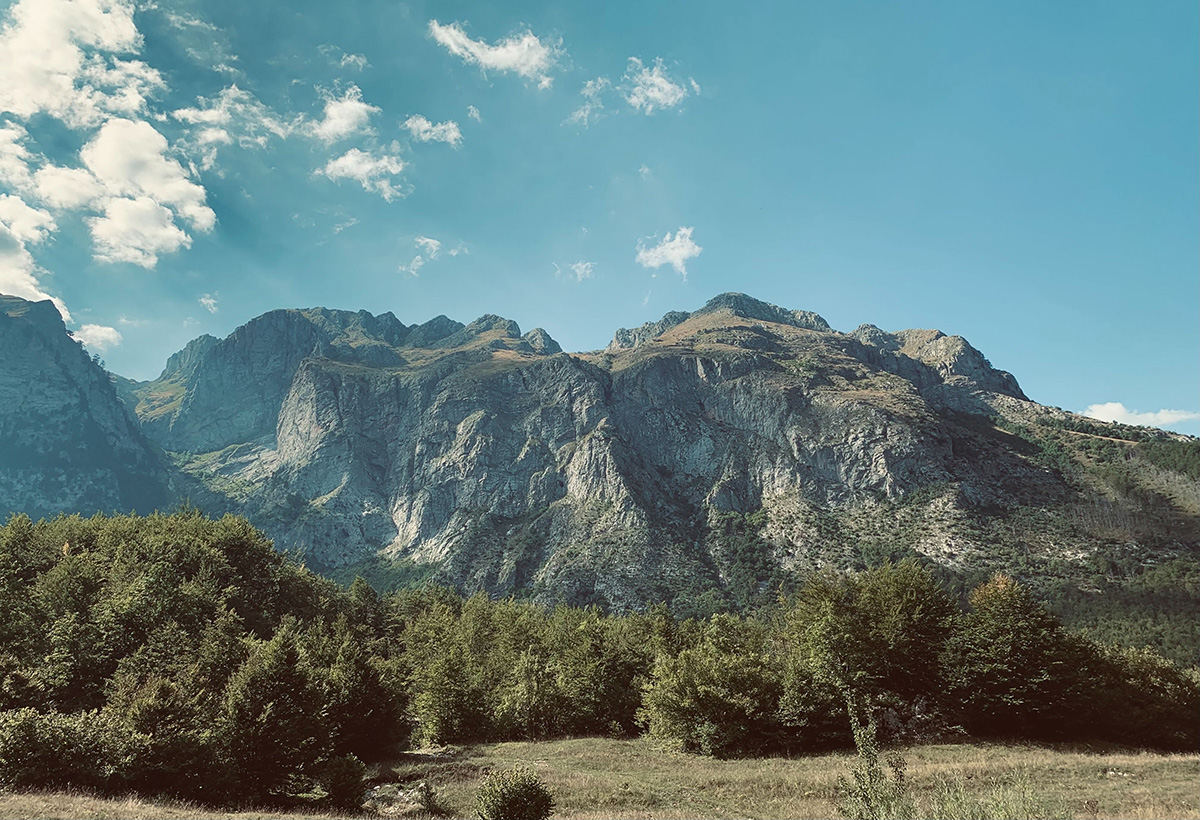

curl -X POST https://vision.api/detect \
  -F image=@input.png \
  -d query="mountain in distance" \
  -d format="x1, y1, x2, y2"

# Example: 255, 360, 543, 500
0, 295, 170, 518
2, 291, 1197, 649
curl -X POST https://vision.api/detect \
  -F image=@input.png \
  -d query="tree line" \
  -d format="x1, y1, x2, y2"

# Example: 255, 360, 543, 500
0, 510, 1195, 810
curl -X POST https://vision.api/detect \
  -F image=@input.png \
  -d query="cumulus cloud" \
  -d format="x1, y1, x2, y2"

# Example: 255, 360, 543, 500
74, 323, 122, 351
0, 122, 34, 189
0, 0, 164, 128
428, 20, 560, 88
636, 226, 702, 279
319, 148, 405, 201
570, 261, 594, 281
0, 221, 70, 319
403, 115, 462, 146
308, 85, 379, 144
1083, 402, 1200, 430
33, 165, 105, 209
0, 193, 71, 318
86, 196, 191, 267
80, 118, 215, 233
0, 194, 56, 243
622, 57, 689, 114
199, 292, 218, 313
467, 105, 481, 122
565, 77, 611, 128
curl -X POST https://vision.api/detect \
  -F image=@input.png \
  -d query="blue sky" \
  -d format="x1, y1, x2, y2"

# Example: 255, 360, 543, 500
0, 0, 1197, 433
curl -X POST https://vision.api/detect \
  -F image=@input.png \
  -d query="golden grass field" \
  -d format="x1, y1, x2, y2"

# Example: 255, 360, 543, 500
1, 738, 1197, 819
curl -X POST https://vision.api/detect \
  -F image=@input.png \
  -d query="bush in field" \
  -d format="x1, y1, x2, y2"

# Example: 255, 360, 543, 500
219, 623, 325, 799
474, 764, 555, 820
639, 614, 785, 758
0, 707, 125, 792
321, 753, 367, 812
943, 574, 1083, 738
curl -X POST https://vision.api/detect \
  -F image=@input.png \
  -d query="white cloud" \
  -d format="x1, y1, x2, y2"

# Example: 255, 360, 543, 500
1083, 402, 1200, 430
622, 57, 689, 114
340, 53, 368, 71
404, 115, 462, 146
332, 217, 358, 234
0, 221, 69, 319
74, 323, 121, 351
319, 148, 405, 201
33, 165, 104, 209
448, 242, 467, 256
173, 85, 294, 168
81, 118, 215, 231
199, 292, 218, 313
414, 235, 442, 258
467, 105, 481, 122
565, 77, 610, 127
636, 226, 702, 279
399, 254, 424, 276
0, 0, 164, 128
570, 261, 593, 281
0, 122, 34, 189
308, 85, 378, 144
638, 164, 651, 179
0, 194, 56, 243
428, 20, 560, 89
86, 196, 191, 267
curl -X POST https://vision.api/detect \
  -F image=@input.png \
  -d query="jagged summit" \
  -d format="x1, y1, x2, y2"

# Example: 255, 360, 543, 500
608, 293, 832, 352
10, 289, 1188, 614
693, 292, 832, 332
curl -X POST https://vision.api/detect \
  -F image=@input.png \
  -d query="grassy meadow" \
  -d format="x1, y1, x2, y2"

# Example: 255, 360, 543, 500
2, 738, 1196, 820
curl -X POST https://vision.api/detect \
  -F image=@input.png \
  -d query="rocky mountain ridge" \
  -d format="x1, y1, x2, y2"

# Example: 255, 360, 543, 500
2, 291, 1196, 618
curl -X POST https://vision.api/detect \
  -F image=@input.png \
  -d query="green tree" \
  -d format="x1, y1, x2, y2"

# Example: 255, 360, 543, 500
943, 574, 1081, 738
219, 624, 325, 799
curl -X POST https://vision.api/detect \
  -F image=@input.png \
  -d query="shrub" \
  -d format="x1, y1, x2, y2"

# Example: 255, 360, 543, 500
836, 716, 913, 820
639, 615, 785, 758
474, 764, 555, 820
0, 708, 126, 792
322, 753, 367, 812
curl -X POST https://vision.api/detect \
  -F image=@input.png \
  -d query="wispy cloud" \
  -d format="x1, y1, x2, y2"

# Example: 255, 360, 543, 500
565, 77, 611, 128
636, 227, 702, 279
1083, 402, 1200, 430
199, 293, 218, 313
428, 20, 561, 89
623, 57, 690, 114
404, 115, 462, 146
553, 261, 594, 282
319, 148, 405, 201
414, 236, 442, 257
467, 105, 481, 122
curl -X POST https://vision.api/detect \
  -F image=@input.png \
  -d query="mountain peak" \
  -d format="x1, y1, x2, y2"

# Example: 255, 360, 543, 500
694, 292, 832, 332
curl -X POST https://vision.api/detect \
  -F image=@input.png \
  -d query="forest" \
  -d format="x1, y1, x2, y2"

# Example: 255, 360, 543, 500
0, 510, 1195, 812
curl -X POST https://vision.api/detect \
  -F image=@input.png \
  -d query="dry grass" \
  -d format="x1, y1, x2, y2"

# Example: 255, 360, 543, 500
0, 791, 360, 820
2, 739, 1197, 820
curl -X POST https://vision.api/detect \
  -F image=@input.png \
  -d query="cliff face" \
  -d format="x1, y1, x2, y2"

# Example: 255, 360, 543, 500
0, 296, 169, 518
121, 293, 1070, 606
6, 291, 1195, 611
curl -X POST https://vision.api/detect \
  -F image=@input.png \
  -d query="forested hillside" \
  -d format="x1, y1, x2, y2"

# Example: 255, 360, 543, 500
0, 511, 1194, 812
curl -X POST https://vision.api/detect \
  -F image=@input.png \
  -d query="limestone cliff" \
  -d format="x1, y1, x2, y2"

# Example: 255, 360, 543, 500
0, 295, 169, 518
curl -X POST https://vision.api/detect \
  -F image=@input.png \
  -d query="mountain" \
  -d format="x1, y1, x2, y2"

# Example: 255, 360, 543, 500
3, 292, 1197, 644
0, 295, 170, 518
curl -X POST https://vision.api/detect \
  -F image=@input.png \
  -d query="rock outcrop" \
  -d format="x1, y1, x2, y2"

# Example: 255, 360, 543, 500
0, 295, 169, 518
6, 290, 1194, 612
